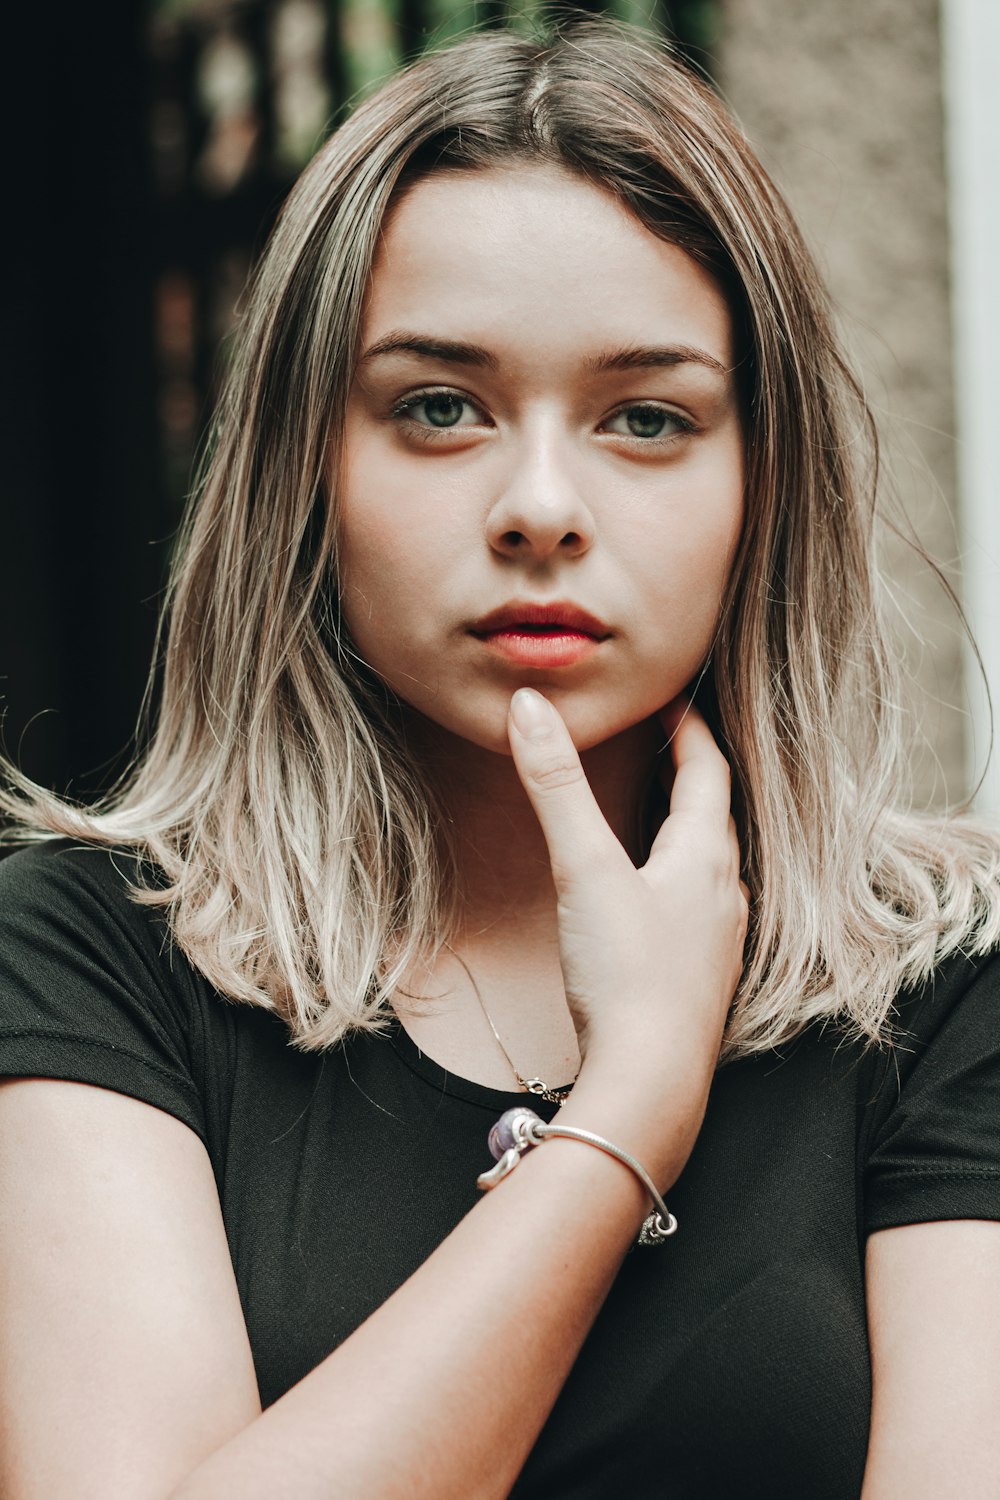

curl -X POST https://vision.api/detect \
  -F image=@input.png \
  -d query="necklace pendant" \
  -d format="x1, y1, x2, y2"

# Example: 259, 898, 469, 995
447, 943, 580, 1111
520, 1076, 574, 1105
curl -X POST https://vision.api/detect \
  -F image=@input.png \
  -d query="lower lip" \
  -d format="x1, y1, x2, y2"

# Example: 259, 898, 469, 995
473, 629, 605, 668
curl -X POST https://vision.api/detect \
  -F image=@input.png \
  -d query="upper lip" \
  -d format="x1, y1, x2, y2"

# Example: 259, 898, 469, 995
470, 601, 611, 638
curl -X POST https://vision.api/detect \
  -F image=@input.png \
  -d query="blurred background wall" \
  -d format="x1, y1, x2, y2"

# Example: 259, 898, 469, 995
2, 0, 998, 810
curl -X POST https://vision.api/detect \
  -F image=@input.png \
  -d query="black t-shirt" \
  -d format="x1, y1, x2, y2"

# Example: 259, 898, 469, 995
1, 840, 999, 1497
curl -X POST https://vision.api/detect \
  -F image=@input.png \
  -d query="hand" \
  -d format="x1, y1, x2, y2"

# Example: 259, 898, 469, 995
507, 688, 748, 1096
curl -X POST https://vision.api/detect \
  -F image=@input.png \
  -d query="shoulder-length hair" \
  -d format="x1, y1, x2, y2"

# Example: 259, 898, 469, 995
5, 18, 999, 1059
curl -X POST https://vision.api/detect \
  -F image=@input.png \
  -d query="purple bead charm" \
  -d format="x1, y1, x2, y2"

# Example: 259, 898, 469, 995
488, 1107, 541, 1161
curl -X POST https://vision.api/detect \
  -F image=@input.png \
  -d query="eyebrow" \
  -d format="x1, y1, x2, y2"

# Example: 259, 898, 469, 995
589, 344, 730, 377
358, 332, 730, 377
360, 334, 500, 370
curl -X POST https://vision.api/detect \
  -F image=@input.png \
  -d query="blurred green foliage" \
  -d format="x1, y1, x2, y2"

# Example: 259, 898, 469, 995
152, 0, 717, 132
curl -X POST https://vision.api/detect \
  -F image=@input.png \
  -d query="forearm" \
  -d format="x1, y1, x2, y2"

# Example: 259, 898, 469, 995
166, 686, 728, 1500
169, 1077, 691, 1500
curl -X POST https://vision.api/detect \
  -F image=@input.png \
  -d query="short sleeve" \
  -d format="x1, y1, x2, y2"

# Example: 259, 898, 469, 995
0, 840, 207, 1142
862, 949, 1000, 1235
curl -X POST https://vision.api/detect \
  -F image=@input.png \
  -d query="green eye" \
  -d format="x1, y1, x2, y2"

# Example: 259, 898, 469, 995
391, 388, 490, 437
604, 403, 691, 440
421, 393, 466, 427
623, 405, 669, 438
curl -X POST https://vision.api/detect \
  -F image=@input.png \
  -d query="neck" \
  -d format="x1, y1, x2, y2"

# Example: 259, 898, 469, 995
386, 710, 665, 1092
406, 711, 665, 941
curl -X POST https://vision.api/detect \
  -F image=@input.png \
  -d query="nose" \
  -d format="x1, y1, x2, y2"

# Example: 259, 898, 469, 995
485, 428, 596, 562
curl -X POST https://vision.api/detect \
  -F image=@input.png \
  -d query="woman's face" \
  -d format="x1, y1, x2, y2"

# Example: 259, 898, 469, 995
338, 164, 744, 757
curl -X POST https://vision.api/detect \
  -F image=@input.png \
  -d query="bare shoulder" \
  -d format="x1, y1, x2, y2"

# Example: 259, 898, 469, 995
862, 1219, 1000, 1499
0, 1078, 260, 1500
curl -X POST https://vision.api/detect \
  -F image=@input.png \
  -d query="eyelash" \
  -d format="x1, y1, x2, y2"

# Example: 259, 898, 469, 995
389, 389, 485, 442
388, 387, 699, 445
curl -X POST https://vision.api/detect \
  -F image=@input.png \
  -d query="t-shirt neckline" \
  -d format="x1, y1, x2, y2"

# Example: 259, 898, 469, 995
386, 1014, 569, 1115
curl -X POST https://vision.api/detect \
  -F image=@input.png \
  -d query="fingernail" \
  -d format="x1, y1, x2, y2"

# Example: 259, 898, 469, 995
510, 688, 555, 739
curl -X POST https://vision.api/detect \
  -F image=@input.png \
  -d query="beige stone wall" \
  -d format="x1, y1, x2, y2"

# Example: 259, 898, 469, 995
718, 0, 967, 807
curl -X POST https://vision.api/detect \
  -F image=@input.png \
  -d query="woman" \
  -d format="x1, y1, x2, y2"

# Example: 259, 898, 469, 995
1, 19, 999, 1498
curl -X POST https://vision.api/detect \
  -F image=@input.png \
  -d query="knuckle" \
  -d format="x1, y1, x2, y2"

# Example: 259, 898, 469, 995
527, 757, 586, 793
705, 840, 732, 885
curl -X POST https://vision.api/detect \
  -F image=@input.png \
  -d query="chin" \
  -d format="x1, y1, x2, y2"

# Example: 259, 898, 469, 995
449, 696, 655, 758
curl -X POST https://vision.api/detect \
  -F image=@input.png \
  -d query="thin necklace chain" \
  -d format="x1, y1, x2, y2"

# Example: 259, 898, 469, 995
444, 942, 578, 1105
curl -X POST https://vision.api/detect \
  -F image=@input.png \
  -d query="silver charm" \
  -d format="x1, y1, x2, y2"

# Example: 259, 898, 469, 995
637, 1210, 678, 1246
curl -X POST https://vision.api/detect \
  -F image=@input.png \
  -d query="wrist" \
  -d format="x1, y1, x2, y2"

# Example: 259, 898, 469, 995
483, 1110, 679, 1245
561, 1055, 713, 1191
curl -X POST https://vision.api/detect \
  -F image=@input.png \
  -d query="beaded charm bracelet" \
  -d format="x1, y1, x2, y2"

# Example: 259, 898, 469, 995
478, 1107, 678, 1247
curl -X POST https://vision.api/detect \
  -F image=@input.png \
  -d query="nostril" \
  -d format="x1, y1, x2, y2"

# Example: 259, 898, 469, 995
493, 527, 587, 553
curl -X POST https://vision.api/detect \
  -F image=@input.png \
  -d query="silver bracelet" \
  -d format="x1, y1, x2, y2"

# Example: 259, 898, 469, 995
477, 1107, 678, 1247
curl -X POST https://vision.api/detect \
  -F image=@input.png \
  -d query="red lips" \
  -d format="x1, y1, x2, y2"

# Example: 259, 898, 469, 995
470, 601, 611, 638
469, 601, 611, 669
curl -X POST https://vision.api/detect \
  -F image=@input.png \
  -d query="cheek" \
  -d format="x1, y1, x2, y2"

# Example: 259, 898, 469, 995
336, 462, 401, 644
336, 441, 411, 633
338, 503, 401, 590
337, 423, 450, 584
632, 486, 743, 617
623, 490, 744, 688
335, 487, 461, 683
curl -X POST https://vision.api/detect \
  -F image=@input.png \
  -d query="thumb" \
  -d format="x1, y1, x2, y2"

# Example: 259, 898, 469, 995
507, 688, 626, 885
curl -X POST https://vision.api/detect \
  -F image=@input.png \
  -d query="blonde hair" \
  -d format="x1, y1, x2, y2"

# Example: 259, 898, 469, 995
5, 19, 1000, 1060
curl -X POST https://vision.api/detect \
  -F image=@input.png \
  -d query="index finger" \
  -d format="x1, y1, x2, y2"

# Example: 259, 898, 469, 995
507, 688, 631, 884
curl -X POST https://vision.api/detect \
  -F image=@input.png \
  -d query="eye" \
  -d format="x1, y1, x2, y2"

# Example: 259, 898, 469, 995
392, 389, 487, 430
602, 403, 695, 440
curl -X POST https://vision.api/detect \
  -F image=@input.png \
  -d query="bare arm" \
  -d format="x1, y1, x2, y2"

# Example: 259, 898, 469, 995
0, 696, 746, 1500
862, 1219, 1000, 1499
0, 1069, 688, 1500
0, 1079, 262, 1500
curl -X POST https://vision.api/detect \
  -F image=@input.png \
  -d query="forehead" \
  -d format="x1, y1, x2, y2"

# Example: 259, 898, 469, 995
363, 165, 734, 372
